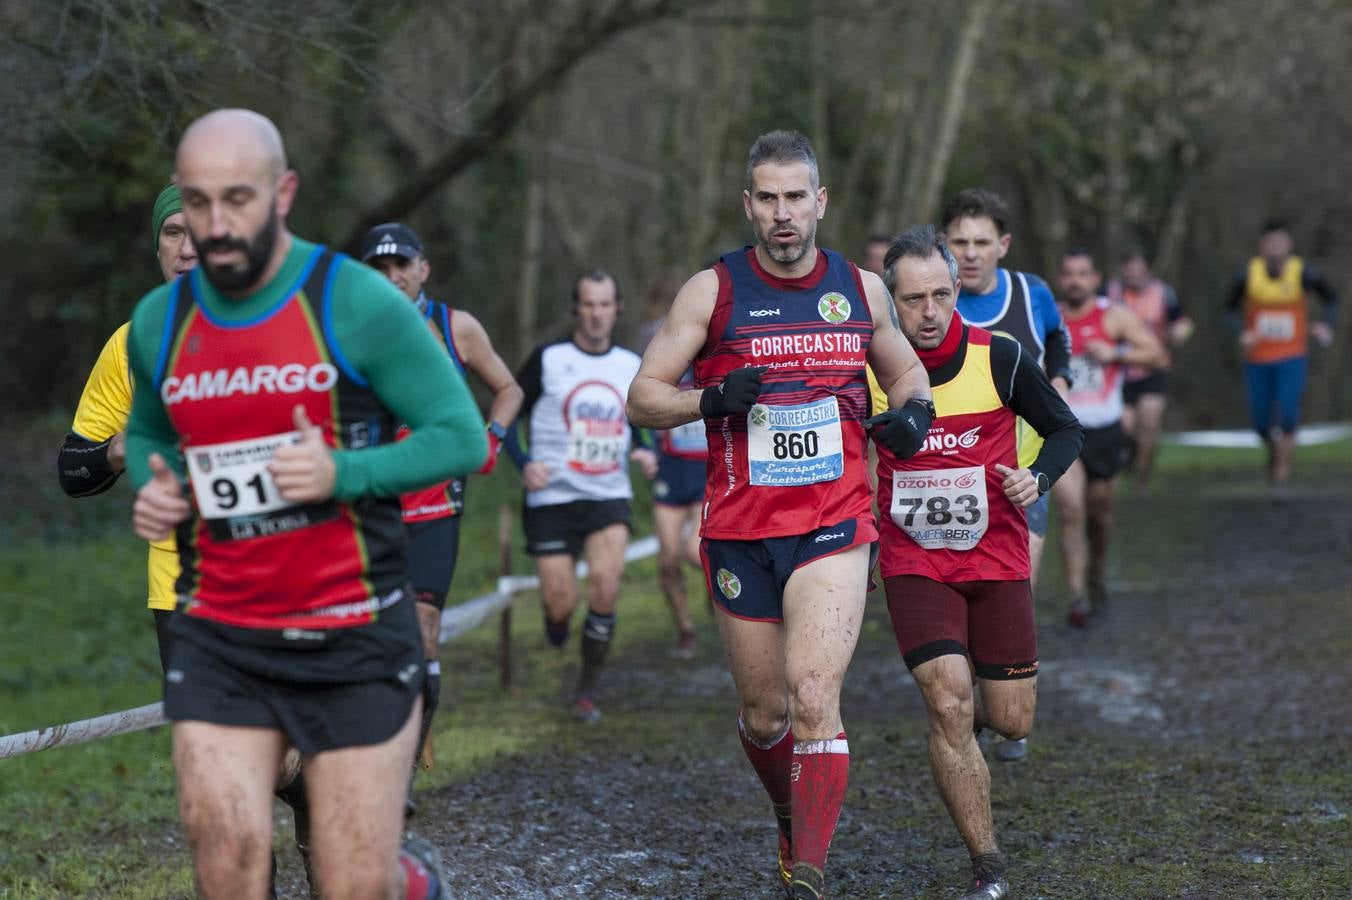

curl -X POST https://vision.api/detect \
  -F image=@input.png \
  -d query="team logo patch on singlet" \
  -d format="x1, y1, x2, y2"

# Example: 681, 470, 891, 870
818, 292, 851, 324
746, 396, 844, 486
716, 568, 742, 599
890, 465, 988, 552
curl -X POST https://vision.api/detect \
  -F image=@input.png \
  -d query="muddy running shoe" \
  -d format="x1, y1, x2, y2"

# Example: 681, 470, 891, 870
400, 834, 447, 899
1066, 597, 1089, 628
571, 695, 602, 724
993, 737, 1027, 763
961, 875, 1010, 898
671, 630, 698, 660
788, 862, 825, 899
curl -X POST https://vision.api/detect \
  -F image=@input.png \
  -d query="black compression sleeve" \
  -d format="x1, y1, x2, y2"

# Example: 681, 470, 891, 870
1042, 323, 1073, 385
1164, 284, 1185, 323
1226, 273, 1247, 309
504, 345, 545, 469
991, 337, 1084, 486
1302, 264, 1340, 325
57, 432, 122, 497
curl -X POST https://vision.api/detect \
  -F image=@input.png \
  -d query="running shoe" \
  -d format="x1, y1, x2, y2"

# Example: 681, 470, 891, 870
788, 862, 825, 899
993, 737, 1028, 763
570, 695, 602, 724
961, 875, 1010, 898
400, 834, 447, 899
671, 631, 698, 660
1066, 598, 1089, 628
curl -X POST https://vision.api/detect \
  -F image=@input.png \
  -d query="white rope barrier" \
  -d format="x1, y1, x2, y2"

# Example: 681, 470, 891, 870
1162, 420, 1352, 448
0, 535, 661, 760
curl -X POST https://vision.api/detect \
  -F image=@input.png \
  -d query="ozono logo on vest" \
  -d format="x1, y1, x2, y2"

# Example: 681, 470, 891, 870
895, 470, 980, 490
921, 425, 982, 453
162, 363, 339, 405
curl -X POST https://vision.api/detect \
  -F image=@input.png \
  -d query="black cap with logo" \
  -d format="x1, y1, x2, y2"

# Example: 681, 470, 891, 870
359, 222, 423, 262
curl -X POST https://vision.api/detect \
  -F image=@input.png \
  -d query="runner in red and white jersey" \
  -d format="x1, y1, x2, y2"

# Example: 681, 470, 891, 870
651, 366, 708, 658
1054, 249, 1164, 626
628, 130, 932, 899
1106, 249, 1192, 493
360, 220, 523, 785
872, 226, 1081, 900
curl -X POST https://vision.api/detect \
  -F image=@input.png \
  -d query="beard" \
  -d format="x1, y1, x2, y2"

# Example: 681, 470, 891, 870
192, 210, 279, 293
756, 216, 817, 266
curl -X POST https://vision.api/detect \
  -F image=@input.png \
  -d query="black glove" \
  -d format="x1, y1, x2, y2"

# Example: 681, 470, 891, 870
864, 397, 935, 459
700, 366, 767, 417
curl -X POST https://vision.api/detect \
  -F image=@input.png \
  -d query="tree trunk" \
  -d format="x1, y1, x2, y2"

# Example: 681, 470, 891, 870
909, 0, 994, 224
515, 110, 549, 362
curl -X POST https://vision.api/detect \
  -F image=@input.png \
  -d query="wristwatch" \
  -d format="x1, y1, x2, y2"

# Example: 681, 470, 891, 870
487, 421, 508, 440
913, 397, 937, 419
1033, 470, 1051, 496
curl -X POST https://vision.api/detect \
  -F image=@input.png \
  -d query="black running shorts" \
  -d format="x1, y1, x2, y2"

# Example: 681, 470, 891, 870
406, 515, 462, 606
522, 498, 632, 557
1080, 422, 1130, 481
1122, 370, 1169, 405
162, 594, 424, 756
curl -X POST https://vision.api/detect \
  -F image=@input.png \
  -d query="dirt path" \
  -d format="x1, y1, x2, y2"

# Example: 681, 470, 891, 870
274, 469, 1352, 898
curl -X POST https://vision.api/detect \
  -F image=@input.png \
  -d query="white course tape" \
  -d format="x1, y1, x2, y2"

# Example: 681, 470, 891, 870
1163, 421, 1352, 449
1, 535, 662, 758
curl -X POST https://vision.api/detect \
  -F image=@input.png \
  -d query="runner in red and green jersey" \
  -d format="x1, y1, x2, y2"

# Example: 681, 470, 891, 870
126, 108, 481, 900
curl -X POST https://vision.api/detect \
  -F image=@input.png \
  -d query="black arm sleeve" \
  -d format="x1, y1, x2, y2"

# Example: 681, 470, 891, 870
991, 336, 1084, 487
1163, 283, 1185, 323
1302, 264, 1340, 325
504, 344, 545, 469
57, 432, 122, 497
1042, 323, 1073, 386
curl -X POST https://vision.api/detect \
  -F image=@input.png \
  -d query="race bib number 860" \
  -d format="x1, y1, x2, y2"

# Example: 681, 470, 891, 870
747, 396, 844, 487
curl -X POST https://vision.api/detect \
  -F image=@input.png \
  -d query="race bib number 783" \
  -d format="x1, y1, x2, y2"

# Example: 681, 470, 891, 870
890, 465, 988, 551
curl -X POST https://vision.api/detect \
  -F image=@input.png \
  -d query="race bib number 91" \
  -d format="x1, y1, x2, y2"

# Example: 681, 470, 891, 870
184, 431, 336, 540
747, 396, 844, 487
890, 465, 987, 551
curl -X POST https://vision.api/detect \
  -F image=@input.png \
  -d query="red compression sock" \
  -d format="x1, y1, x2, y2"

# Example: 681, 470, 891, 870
790, 732, 850, 874
738, 713, 795, 857
400, 849, 437, 899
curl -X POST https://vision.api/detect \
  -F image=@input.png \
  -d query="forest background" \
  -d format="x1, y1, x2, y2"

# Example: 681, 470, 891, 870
3, 0, 1349, 427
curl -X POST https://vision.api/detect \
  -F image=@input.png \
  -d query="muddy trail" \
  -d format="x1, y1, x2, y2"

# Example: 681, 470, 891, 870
274, 466, 1352, 899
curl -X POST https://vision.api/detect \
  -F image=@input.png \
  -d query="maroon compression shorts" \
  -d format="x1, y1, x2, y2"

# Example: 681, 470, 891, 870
883, 575, 1037, 680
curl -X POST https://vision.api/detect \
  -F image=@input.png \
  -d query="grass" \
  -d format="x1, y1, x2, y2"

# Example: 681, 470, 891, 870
0, 418, 677, 896
2, 421, 1349, 897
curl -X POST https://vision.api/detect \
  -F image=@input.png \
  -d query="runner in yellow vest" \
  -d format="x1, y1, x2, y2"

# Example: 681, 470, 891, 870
58, 184, 197, 670
1225, 221, 1339, 483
